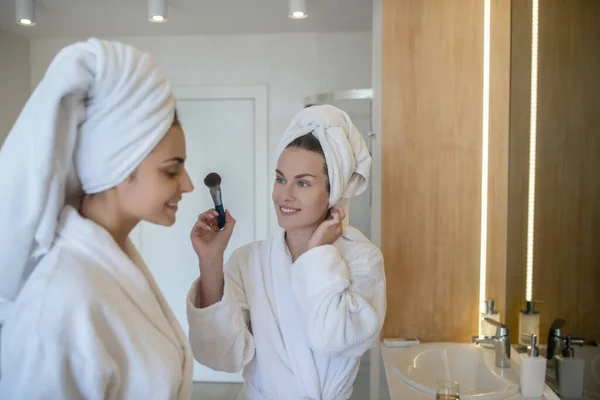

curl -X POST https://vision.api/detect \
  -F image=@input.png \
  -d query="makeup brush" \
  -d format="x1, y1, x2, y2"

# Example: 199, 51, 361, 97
204, 172, 226, 229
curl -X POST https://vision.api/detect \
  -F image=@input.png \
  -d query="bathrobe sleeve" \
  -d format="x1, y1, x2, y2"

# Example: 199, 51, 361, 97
186, 246, 255, 373
290, 241, 386, 358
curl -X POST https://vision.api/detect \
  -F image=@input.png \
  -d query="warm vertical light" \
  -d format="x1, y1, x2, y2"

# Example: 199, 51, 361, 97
479, 0, 491, 322
526, 0, 539, 302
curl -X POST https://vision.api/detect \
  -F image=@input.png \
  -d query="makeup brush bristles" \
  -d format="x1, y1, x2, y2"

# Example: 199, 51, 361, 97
204, 172, 222, 188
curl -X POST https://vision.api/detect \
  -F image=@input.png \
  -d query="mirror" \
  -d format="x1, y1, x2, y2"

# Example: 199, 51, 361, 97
506, 0, 599, 396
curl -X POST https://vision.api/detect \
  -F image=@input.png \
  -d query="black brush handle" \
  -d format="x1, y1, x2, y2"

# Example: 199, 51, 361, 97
215, 204, 226, 230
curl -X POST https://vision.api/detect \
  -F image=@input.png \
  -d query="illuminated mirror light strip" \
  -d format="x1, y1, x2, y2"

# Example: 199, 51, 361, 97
479, 0, 491, 323
526, 0, 539, 302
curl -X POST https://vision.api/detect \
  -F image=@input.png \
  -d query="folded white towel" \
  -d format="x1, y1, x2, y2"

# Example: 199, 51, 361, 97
275, 105, 372, 225
0, 38, 175, 322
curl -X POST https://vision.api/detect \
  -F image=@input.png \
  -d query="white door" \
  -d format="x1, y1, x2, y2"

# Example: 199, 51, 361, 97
131, 86, 269, 383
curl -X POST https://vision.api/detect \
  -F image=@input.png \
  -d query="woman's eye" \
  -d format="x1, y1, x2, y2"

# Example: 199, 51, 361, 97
276, 177, 285, 184
298, 181, 309, 187
166, 171, 178, 178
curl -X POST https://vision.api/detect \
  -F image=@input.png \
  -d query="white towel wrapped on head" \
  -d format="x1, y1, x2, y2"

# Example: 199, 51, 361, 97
0, 38, 175, 321
275, 104, 372, 226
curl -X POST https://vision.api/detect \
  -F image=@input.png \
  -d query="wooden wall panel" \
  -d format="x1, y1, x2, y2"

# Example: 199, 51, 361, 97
381, 0, 598, 344
506, 0, 532, 344
485, 0, 512, 323
381, 0, 499, 342
533, 0, 600, 341
507, 0, 600, 343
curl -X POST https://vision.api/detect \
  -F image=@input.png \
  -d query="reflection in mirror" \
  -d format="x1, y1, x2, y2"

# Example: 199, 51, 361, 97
506, 0, 599, 397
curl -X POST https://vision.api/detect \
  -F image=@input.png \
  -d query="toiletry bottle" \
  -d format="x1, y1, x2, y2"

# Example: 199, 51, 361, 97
519, 334, 546, 397
554, 336, 585, 398
519, 300, 541, 346
480, 299, 500, 337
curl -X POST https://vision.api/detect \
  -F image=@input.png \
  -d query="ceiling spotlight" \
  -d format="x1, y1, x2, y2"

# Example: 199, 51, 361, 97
289, 0, 307, 19
149, 0, 167, 23
16, 0, 36, 26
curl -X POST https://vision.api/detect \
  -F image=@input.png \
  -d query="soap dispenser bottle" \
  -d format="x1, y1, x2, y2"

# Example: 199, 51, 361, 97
555, 336, 585, 398
480, 299, 500, 337
519, 334, 546, 397
519, 300, 541, 346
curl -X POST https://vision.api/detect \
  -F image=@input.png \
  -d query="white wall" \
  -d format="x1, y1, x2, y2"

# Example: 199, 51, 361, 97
0, 30, 30, 359
0, 31, 30, 146
30, 32, 372, 233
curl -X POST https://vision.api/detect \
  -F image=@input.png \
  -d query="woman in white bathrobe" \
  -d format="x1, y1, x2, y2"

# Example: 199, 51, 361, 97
186, 105, 386, 400
0, 39, 194, 399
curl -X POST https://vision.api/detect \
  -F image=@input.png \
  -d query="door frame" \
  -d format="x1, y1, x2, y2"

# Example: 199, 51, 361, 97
172, 85, 270, 242
370, 0, 386, 399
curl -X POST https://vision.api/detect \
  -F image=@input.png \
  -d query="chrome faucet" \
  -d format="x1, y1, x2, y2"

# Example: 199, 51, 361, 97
472, 318, 511, 368
547, 318, 566, 360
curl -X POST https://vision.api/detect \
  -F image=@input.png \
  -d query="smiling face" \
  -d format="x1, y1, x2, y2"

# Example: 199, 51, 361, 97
114, 123, 194, 226
272, 136, 330, 231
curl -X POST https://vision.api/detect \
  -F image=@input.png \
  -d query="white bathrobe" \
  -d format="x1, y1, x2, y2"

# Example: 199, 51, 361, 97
0, 206, 194, 399
186, 227, 386, 400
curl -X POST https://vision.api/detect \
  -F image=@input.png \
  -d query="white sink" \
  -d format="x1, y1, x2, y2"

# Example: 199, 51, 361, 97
392, 343, 520, 399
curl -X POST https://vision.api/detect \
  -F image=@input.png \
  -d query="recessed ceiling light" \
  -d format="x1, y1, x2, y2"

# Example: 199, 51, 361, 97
289, 0, 307, 19
149, 0, 167, 23
16, 0, 36, 26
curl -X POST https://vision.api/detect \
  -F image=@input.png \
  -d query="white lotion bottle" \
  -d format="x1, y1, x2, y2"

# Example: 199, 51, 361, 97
519, 334, 547, 397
